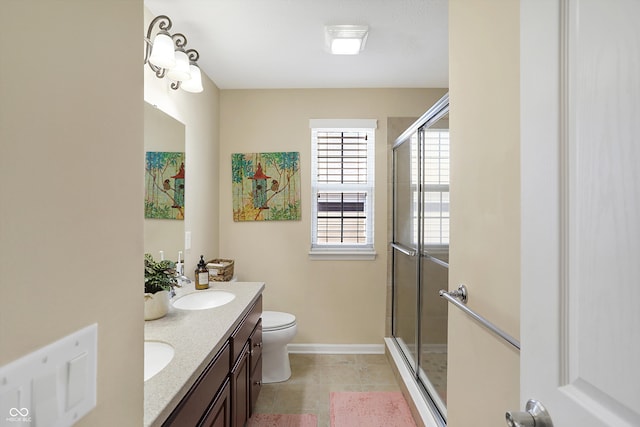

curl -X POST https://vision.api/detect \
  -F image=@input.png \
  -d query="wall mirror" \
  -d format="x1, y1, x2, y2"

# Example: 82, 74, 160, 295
144, 102, 185, 263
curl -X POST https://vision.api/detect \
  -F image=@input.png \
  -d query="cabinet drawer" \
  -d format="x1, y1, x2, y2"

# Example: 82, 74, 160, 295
231, 296, 262, 363
250, 320, 262, 374
163, 342, 230, 426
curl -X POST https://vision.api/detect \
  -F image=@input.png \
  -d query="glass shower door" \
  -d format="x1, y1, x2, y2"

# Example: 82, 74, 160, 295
392, 130, 419, 372
418, 110, 450, 417
391, 94, 449, 426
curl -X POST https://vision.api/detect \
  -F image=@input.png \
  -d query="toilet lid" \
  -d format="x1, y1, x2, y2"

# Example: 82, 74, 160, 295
262, 311, 296, 331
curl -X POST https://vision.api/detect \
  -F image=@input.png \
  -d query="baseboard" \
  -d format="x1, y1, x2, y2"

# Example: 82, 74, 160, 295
287, 343, 385, 354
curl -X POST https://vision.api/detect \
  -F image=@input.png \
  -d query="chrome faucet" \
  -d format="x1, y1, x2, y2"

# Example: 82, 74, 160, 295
169, 267, 191, 298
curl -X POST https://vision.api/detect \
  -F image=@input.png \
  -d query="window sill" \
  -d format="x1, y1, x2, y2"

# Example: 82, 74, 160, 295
308, 248, 377, 261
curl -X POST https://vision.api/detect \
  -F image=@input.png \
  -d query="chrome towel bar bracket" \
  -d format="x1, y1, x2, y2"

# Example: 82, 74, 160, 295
439, 284, 467, 303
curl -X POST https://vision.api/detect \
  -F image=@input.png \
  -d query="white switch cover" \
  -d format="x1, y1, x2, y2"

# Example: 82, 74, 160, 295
0, 324, 97, 427
33, 372, 59, 427
185, 231, 192, 251
65, 353, 87, 410
0, 386, 22, 422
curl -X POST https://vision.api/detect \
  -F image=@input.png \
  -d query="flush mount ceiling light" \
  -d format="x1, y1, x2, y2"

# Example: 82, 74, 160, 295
325, 25, 369, 55
144, 15, 203, 93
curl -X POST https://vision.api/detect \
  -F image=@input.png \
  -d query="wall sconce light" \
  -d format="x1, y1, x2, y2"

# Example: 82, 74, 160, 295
144, 15, 203, 93
325, 25, 369, 55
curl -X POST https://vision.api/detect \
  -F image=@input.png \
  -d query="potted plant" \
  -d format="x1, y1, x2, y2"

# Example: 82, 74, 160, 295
144, 253, 177, 320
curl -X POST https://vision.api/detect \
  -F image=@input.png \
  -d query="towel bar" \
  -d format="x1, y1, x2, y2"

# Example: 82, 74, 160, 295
439, 285, 520, 351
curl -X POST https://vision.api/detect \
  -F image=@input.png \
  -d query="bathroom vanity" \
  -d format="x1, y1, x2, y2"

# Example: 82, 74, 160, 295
144, 282, 264, 427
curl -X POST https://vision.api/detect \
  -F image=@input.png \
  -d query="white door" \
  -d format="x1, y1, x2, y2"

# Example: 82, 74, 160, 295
520, 0, 640, 426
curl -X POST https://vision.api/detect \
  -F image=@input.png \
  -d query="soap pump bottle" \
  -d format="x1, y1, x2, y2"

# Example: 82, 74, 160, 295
195, 255, 209, 290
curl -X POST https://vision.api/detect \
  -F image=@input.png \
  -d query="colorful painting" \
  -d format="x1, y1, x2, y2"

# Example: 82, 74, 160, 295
145, 152, 185, 219
232, 152, 301, 221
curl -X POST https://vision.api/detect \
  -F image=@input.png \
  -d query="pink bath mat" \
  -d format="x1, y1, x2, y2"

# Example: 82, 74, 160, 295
330, 391, 417, 427
247, 413, 317, 427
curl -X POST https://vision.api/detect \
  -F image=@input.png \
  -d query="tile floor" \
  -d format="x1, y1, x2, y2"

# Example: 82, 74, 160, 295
253, 353, 402, 427
420, 350, 447, 404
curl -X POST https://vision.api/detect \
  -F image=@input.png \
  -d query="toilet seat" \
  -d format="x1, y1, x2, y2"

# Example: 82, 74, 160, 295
262, 311, 296, 332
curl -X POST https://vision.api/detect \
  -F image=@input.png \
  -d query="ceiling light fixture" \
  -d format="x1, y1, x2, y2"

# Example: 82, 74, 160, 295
144, 15, 203, 93
325, 25, 369, 55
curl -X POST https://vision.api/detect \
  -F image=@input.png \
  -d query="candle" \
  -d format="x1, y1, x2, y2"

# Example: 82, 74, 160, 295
159, 250, 164, 261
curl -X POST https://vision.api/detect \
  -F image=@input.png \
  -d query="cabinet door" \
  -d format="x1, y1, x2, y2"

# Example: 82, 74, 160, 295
250, 355, 262, 416
231, 343, 250, 427
199, 379, 231, 427
249, 321, 262, 416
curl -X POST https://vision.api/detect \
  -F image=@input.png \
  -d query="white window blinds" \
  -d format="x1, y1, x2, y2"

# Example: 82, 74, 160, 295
310, 120, 376, 253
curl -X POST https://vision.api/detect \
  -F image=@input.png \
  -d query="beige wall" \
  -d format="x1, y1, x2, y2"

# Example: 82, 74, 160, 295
0, 1, 144, 425
219, 89, 446, 344
144, 7, 221, 272
448, 1, 520, 426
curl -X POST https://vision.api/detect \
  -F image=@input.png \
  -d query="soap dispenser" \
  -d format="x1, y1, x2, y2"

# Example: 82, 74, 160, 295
195, 255, 209, 290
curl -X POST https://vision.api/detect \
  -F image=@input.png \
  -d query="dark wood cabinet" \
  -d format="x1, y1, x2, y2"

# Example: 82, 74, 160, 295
163, 295, 262, 427
249, 321, 262, 415
199, 380, 231, 427
162, 343, 231, 427
231, 343, 250, 427
231, 297, 262, 427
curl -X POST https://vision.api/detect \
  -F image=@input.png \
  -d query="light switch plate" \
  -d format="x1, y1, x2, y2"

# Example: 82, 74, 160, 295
185, 231, 192, 251
0, 324, 97, 427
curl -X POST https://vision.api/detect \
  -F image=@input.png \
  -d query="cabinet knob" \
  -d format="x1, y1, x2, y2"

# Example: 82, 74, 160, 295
254, 342, 263, 348
254, 381, 262, 386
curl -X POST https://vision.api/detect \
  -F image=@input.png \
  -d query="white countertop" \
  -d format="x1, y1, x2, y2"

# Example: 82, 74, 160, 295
144, 281, 265, 427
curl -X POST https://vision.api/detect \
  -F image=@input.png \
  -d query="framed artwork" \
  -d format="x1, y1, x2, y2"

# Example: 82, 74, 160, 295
145, 152, 185, 219
232, 152, 301, 221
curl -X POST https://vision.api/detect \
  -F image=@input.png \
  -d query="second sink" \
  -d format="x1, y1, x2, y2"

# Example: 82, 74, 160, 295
172, 290, 236, 310
144, 341, 174, 382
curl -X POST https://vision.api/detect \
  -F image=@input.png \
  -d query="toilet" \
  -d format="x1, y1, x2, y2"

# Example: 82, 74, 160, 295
261, 311, 297, 383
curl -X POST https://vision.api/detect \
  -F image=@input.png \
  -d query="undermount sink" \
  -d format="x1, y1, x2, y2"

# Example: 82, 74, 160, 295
144, 341, 174, 382
172, 290, 236, 310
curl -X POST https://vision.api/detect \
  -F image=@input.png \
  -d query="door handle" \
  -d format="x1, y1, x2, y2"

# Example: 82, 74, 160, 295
390, 242, 417, 257
505, 400, 553, 427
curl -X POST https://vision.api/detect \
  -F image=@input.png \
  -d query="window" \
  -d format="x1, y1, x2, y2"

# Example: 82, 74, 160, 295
422, 127, 449, 247
309, 119, 377, 260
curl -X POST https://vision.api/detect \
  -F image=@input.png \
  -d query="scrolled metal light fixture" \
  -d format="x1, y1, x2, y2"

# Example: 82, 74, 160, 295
144, 15, 203, 93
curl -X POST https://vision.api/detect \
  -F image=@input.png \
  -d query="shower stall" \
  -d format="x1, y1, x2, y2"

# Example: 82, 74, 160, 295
390, 94, 449, 425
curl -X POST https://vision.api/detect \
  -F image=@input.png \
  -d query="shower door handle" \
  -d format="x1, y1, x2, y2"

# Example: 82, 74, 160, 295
390, 242, 417, 257
505, 400, 553, 427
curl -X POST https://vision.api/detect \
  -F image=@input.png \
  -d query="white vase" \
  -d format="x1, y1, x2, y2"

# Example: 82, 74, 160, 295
144, 290, 170, 320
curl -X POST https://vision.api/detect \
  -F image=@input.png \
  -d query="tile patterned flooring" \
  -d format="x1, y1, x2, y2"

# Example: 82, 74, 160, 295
253, 353, 402, 427
421, 351, 448, 404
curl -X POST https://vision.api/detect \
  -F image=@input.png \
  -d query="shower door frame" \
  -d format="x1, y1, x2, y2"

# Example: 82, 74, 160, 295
391, 93, 449, 426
